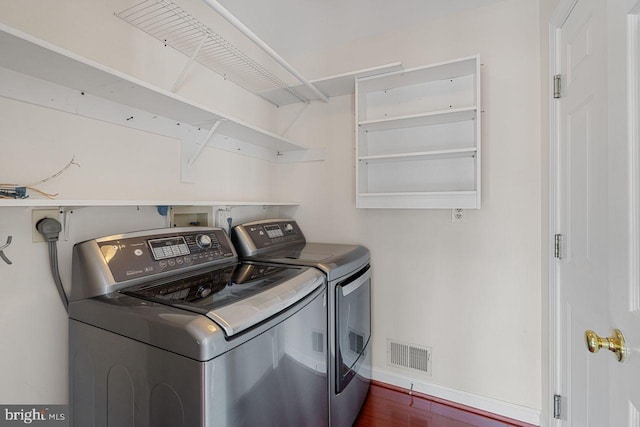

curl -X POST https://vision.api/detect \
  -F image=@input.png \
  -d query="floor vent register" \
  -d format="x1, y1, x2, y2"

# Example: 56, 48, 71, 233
386, 339, 432, 376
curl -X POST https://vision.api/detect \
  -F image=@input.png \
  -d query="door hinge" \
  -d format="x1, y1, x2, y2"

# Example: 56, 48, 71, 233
554, 234, 563, 259
553, 74, 562, 99
553, 394, 562, 419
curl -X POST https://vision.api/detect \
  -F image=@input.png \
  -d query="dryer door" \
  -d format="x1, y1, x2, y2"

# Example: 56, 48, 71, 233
335, 264, 371, 393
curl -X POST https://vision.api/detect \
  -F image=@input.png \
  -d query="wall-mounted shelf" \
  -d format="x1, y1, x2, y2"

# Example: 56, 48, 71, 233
115, 1, 401, 107
0, 199, 299, 208
116, 0, 313, 105
355, 55, 481, 209
358, 106, 476, 133
0, 23, 323, 184
357, 191, 478, 209
359, 147, 477, 163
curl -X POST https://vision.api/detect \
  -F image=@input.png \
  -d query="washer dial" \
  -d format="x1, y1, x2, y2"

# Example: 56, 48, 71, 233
196, 234, 212, 249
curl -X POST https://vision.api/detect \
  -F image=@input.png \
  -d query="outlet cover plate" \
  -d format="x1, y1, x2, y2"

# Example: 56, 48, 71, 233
451, 208, 464, 223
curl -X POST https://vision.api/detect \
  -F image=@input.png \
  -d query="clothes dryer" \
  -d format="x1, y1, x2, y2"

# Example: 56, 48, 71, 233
232, 219, 371, 427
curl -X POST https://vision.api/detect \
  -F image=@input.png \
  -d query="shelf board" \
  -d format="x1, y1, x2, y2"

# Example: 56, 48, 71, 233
359, 147, 477, 163
258, 63, 403, 106
359, 106, 476, 132
0, 23, 314, 161
0, 200, 300, 208
357, 55, 478, 93
357, 191, 479, 209
358, 191, 477, 197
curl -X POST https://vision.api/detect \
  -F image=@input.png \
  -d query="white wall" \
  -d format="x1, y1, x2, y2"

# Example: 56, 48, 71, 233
274, 0, 542, 418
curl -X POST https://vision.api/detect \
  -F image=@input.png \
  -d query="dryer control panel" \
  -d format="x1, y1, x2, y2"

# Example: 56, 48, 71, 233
232, 219, 305, 256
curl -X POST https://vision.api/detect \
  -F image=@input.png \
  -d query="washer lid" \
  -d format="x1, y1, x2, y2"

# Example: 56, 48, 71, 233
250, 243, 370, 281
124, 262, 324, 337
232, 220, 370, 280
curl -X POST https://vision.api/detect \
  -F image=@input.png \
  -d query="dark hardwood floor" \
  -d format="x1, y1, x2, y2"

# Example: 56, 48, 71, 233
354, 381, 537, 427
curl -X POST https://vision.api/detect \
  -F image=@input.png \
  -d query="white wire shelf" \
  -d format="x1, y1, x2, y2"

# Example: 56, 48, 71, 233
115, 0, 310, 105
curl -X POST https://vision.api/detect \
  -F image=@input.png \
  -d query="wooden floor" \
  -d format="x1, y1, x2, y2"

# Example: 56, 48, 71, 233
354, 382, 537, 427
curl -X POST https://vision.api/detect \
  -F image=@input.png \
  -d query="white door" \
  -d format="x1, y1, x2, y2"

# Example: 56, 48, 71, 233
552, 0, 640, 425
554, 0, 609, 424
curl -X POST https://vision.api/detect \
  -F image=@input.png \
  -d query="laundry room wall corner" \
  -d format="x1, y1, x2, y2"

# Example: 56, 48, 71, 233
273, 0, 543, 421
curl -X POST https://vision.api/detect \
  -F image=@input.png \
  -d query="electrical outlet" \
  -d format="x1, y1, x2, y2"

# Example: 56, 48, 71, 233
451, 208, 464, 223
32, 209, 60, 243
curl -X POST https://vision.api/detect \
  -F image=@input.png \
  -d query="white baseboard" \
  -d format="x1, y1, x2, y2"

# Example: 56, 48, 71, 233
371, 367, 541, 426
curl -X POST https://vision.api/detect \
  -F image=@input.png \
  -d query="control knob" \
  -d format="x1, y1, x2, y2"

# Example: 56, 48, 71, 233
284, 223, 294, 233
196, 234, 212, 249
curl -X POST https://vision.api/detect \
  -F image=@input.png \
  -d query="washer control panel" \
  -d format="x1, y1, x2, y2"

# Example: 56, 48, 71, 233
97, 228, 235, 283
232, 220, 305, 255
148, 236, 190, 260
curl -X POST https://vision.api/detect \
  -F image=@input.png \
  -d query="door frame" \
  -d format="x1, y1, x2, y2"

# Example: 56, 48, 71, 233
628, 1, 640, 319
548, 2, 578, 426
548, 1, 640, 426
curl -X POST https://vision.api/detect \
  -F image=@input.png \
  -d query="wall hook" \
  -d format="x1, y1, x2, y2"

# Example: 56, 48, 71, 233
0, 236, 13, 265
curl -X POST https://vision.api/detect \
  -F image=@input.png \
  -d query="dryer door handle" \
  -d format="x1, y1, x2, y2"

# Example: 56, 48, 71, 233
339, 267, 371, 297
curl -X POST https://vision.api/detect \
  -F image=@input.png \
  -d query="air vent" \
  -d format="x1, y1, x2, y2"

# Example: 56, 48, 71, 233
387, 339, 432, 375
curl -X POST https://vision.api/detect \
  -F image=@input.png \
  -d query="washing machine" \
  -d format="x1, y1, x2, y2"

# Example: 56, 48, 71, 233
232, 219, 371, 427
69, 227, 328, 427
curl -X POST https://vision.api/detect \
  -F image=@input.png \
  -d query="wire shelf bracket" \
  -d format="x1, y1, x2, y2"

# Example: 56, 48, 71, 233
181, 118, 223, 182
171, 33, 208, 92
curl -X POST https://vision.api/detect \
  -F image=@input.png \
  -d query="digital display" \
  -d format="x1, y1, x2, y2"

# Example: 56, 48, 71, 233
263, 225, 284, 238
148, 236, 190, 260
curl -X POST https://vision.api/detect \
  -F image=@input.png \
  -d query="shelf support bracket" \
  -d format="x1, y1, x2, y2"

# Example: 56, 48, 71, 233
172, 34, 209, 92
189, 120, 223, 165
181, 120, 224, 183
281, 102, 310, 137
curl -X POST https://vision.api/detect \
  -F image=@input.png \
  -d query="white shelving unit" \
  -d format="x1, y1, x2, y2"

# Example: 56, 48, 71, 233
355, 55, 481, 209
0, 23, 323, 184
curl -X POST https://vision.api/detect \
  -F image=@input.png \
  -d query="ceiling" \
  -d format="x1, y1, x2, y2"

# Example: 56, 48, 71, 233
216, 0, 506, 59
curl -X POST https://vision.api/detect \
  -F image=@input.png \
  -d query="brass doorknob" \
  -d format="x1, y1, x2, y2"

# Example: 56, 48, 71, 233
584, 329, 627, 362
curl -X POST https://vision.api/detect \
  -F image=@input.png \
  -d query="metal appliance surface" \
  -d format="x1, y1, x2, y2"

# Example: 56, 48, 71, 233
69, 227, 328, 427
232, 219, 371, 427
